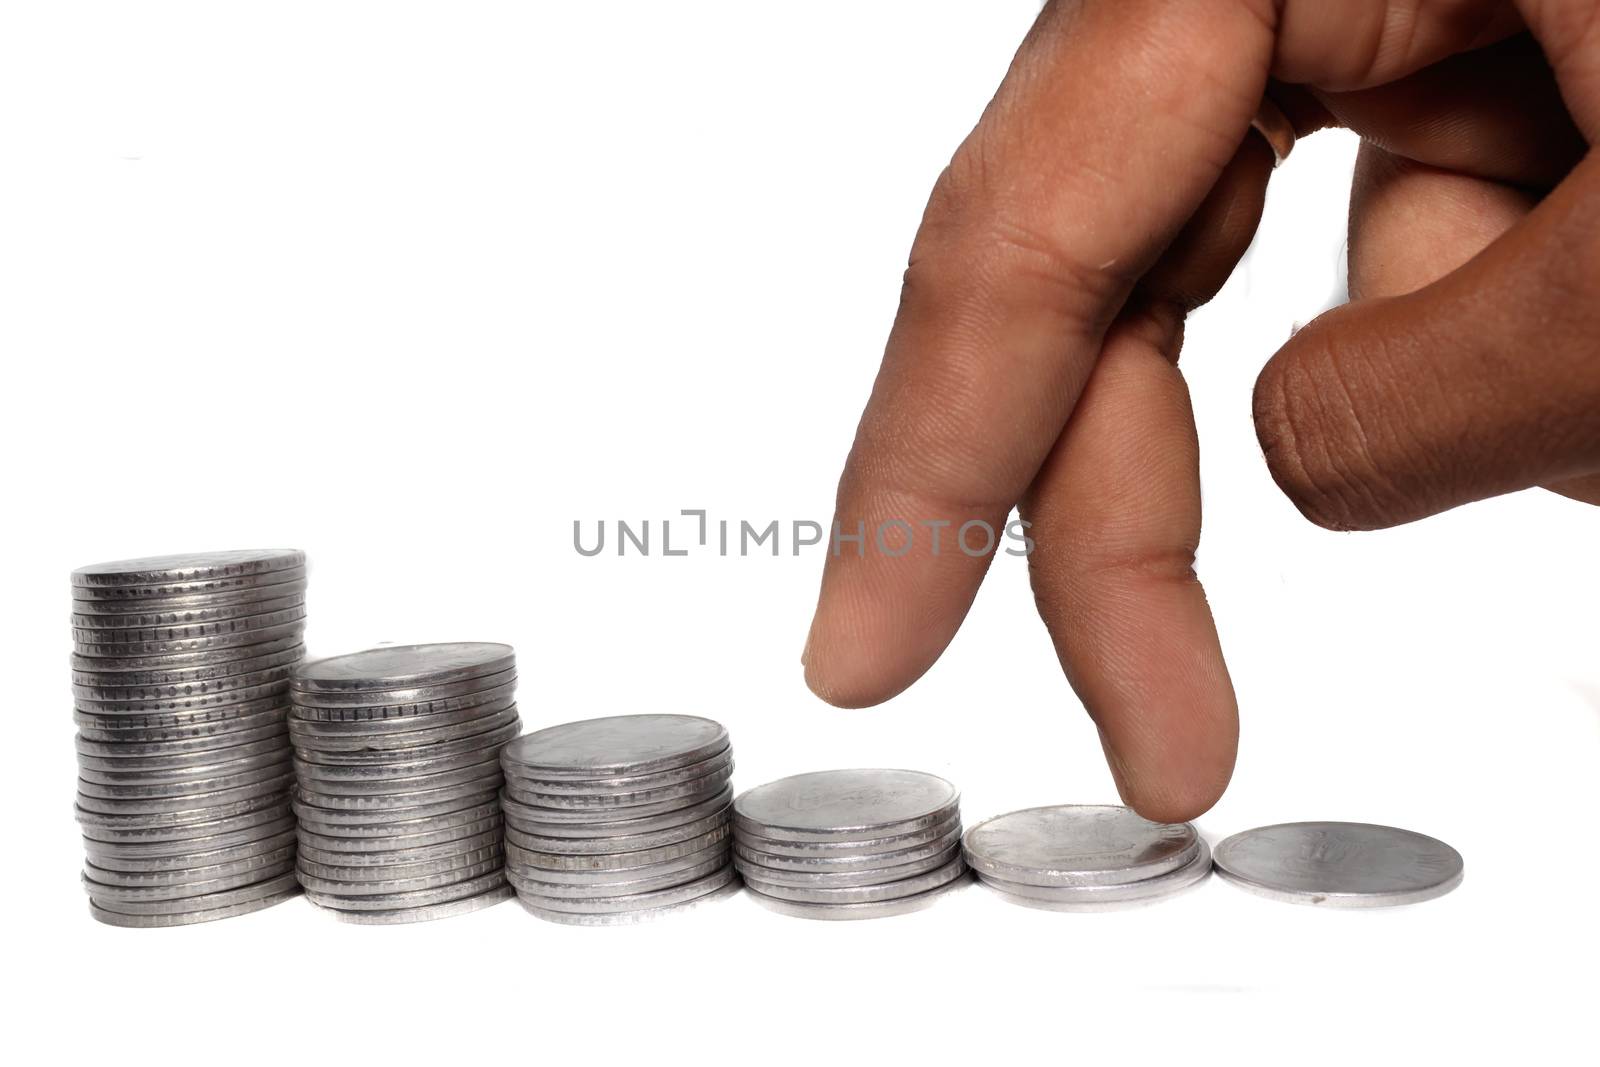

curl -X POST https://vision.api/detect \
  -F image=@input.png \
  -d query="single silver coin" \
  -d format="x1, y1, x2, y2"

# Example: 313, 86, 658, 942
86, 869, 301, 914
70, 578, 310, 616
509, 824, 732, 873
289, 680, 519, 722
503, 764, 733, 812
735, 839, 962, 888
736, 824, 962, 873
515, 878, 739, 926
70, 641, 304, 686
293, 800, 502, 842
302, 869, 508, 912
505, 806, 731, 856
741, 854, 967, 905
297, 827, 502, 868
506, 841, 729, 889
503, 714, 729, 779
86, 827, 299, 871
68, 592, 305, 632
72, 549, 306, 588
977, 839, 1214, 911
89, 884, 301, 927
504, 747, 731, 796
293, 643, 515, 692
734, 769, 959, 841
85, 843, 298, 889
738, 811, 962, 858
962, 805, 1200, 887
308, 883, 514, 925
512, 865, 736, 915
297, 848, 504, 892
501, 785, 733, 839
745, 877, 967, 921
1213, 821, 1464, 907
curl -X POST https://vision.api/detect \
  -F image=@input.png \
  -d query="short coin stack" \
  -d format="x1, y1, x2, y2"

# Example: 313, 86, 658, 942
72, 549, 308, 927
500, 715, 738, 925
963, 804, 1211, 910
289, 643, 520, 923
733, 769, 967, 920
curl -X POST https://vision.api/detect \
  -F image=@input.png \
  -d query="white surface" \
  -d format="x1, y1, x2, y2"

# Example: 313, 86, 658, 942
3, 2, 1595, 1062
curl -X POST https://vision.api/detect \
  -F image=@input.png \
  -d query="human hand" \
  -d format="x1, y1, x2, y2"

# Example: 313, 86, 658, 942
802, 0, 1600, 821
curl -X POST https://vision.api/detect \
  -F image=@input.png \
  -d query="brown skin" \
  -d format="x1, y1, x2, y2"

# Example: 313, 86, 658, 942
802, 0, 1600, 822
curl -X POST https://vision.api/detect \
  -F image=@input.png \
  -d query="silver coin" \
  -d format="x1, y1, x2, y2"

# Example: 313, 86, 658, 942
735, 832, 963, 884
85, 818, 299, 861
741, 854, 966, 905
73, 668, 297, 713
734, 843, 961, 890
288, 691, 517, 735
79, 805, 295, 846
501, 785, 733, 839
503, 714, 728, 779
70, 605, 307, 646
295, 766, 504, 804
308, 883, 514, 925
978, 839, 1214, 911
74, 703, 287, 739
737, 811, 962, 858
292, 796, 501, 833
509, 824, 732, 873
503, 778, 729, 826
72, 549, 306, 588
76, 759, 292, 797
293, 744, 508, 779
76, 722, 286, 758
506, 840, 729, 888
293, 800, 502, 841
77, 746, 290, 783
75, 785, 290, 826
290, 668, 516, 710
73, 620, 305, 663
512, 865, 736, 915
86, 869, 301, 914
84, 857, 298, 903
74, 680, 293, 717
68, 592, 306, 632
72, 565, 308, 602
302, 869, 508, 911
504, 746, 732, 795
503, 764, 733, 812
294, 716, 521, 766
297, 849, 504, 892
70, 642, 304, 687
77, 733, 288, 771
1212, 821, 1464, 907
288, 680, 519, 723
293, 752, 502, 787
293, 642, 515, 692
292, 785, 501, 822
85, 844, 298, 889
734, 769, 959, 841
86, 828, 300, 871
515, 878, 739, 926
70, 578, 310, 617
962, 805, 1200, 887
746, 878, 966, 921
70, 631, 305, 673
290, 705, 519, 754
506, 806, 731, 857
77, 769, 292, 809
298, 827, 503, 868
507, 853, 728, 900
89, 883, 301, 927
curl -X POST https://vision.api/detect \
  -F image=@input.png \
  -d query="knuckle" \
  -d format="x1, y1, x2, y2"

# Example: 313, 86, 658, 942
1253, 325, 1419, 531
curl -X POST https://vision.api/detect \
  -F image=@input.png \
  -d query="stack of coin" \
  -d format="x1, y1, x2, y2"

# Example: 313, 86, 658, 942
733, 769, 967, 920
72, 549, 308, 927
963, 804, 1211, 910
500, 714, 738, 925
288, 643, 520, 924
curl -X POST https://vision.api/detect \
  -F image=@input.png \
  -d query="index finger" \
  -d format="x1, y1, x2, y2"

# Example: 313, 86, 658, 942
802, 0, 1276, 706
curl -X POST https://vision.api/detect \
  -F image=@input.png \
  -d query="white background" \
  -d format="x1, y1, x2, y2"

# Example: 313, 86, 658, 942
4, 1, 1595, 1062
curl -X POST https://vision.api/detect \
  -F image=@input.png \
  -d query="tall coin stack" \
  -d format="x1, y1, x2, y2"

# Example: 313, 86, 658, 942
733, 769, 968, 920
962, 805, 1211, 910
288, 643, 520, 923
72, 550, 308, 927
500, 715, 738, 925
